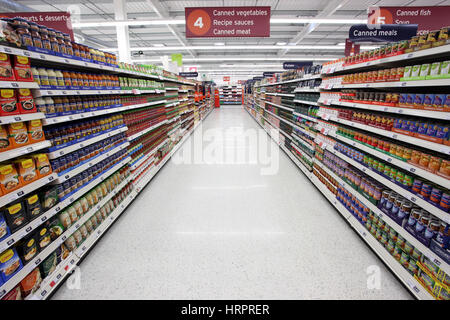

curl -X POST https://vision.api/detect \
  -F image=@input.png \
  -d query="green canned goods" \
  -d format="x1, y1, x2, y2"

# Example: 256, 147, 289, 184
396, 171, 405, 184
408, 258, 419, 275
403, 174, 413, 188
384, 165, 391, 176
387, 239, 395, 254
396, 235, 406, 248
400, 251, 410, 268
411, 247, 422, 260
378, 162, 385, 173
390, 168, 398, 179
404, 241, 414, 255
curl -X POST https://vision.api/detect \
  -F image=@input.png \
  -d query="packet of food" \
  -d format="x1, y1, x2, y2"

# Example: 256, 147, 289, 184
27, 119, 44, 143
0, 124, 11, 151
7, 121, 29, 148
16, 88, 36, 114
0, 52, 15, 81
12, 55, 33, 82
31, 153, 51, 178
0, 163, 21, 194
0, 248, 23, 281
14, 157, 37, 185
24, 194, 43, 220
0, 88, 18, 116
19, 267, 42, 297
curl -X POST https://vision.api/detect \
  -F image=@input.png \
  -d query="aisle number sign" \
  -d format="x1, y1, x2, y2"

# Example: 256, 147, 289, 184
223, 76, 230, 81
185, 7, 270, 38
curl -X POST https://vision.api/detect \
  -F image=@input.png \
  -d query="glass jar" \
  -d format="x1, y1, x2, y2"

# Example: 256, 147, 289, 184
71, 41, 81, 57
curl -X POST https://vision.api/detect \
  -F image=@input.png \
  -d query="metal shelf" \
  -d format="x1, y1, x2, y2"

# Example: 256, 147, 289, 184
48, 126, 128, 159
320, 100, 450, 121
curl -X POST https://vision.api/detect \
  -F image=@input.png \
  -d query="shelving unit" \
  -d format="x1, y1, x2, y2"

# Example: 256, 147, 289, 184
244, 45, 450, 300
0, 34, 215, 301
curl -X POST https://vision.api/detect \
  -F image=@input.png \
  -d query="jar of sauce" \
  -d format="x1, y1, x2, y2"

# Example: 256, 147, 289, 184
72, 42, 81, 57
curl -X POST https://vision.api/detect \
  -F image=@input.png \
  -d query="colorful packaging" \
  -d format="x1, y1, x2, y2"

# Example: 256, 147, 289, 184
35, 225, 51, 250
0, 52, 15, 81
419, 64, 431, 77
16, 235, 39, 264
0, 164, 21, 194
0, 124, 11, 151
0, 211, 11, 241
24, 194, 43, 220
32, 154, 51, 177
1, 285, 22, 300
20, 267, 42, 297
0, 88, 18, 116
0, 248, 23, 281
4, 201, 27, 232
429, 62, 442, 77
7, 121, 29, 147
12, 55, 32, 82
14, 157, 37, 185
16, 88, 36, 114
27, 119, 45, 143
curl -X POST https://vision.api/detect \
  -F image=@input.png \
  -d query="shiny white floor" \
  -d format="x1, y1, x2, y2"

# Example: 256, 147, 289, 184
53, 107, 411, 300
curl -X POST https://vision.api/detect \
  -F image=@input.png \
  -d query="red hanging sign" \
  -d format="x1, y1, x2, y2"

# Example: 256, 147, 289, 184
368, 6, 450, 35
185, 6, 270, 38
0, 12, 74, 40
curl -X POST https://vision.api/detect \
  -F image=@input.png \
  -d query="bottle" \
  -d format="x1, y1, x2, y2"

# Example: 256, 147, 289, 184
38, 68, 49, 86
63, 34, 74, 56
44, 96, 55, 115
47, 69, 58, 86
31, 67, 40, 86
55, 70, 65, 87
39, 26, 51, 50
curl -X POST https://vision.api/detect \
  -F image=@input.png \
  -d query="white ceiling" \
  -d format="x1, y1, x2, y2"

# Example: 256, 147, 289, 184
2, 0, 450, 81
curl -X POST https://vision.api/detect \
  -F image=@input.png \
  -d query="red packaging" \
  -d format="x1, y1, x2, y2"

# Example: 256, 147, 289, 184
0, 52, 15, 81
16, 88, 36, 114
0, 89, 19, 116
12, 55, 33, 82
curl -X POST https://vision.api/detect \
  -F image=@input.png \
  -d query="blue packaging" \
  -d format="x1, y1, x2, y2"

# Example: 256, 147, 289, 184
0, 248, 23, 282
0, 211, 11, 242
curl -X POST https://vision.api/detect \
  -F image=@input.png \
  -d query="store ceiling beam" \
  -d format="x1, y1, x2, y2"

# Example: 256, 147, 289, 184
71, 17, 366, 28
113, 0, 131, 63
144, 0, 195, 58
278, 0, 353, 57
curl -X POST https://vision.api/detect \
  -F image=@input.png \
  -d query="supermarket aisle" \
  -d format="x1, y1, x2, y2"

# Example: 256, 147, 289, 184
53, 107, 411, 300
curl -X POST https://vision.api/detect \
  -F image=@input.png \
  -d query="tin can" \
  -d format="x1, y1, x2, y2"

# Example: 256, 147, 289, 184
439, 192, 450, 210
420, 183, 432, 199
430, 187, 442, 204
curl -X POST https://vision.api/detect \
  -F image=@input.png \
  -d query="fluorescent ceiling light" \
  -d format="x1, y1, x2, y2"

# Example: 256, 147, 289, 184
152, 43, 165, 47
132, 56, 338, 63
276, 42, 287, 46
123, 45, 377, 51
214, 42, 225, 46
72, 17, 367, 28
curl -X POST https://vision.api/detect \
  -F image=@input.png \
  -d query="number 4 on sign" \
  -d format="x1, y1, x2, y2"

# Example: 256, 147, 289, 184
194, 17, 203, 28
